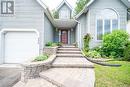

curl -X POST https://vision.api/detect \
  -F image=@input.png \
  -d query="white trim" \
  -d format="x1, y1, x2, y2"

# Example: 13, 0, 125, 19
0, 28, 40, 64
56, 0, 72, 11
95, 8, 120, 41
75, 0, 129, 19
88, 11, 90, 33
68, 30, 70, 44
59, 30, 61, 42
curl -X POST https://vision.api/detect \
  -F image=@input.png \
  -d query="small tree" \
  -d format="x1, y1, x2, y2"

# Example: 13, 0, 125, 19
52, 10, 59, 19
102, 30, 129, 58
83, 33, 91, 52
75, 0, 90, 15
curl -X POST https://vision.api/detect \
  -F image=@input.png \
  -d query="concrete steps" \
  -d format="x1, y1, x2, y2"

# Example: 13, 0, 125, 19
61, 45, 76, 48
13, 78, 57, 87
52, 58, 94, 68
57, 51, 81, 54
58, 48, 80, 51
40, 68, 95, 87
56, 54, 83, 57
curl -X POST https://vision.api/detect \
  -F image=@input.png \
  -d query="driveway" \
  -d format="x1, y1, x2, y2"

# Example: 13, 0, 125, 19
0, 64, 22, 87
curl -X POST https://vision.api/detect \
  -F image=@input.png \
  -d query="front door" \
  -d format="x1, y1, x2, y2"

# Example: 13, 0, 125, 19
61, 30, 68, 44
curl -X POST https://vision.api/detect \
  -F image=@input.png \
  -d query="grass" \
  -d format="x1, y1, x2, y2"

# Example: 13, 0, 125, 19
95, 61, 130, 87
34, 54, 49, 62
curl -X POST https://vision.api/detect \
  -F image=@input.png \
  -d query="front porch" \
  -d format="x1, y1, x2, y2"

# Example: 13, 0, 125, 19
53, 19, 77, 45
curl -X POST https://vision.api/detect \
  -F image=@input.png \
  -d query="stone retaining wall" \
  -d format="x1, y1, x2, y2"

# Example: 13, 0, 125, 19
21, 55, 56, 83
43, 46, 59, 55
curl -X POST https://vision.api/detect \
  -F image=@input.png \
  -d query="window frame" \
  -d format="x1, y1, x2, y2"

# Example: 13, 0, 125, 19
96, 9, 120, 41
1, 1, 14, 15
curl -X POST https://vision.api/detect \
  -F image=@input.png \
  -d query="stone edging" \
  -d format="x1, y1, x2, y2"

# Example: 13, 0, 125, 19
20, 55, 56, 83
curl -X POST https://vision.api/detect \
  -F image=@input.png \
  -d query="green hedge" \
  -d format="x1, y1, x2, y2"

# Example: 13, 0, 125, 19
102, 30, 129, 58
123, 41, 130, 61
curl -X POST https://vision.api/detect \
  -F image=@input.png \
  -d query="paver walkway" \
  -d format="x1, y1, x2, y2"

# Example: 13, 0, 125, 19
13, 45, 95, 87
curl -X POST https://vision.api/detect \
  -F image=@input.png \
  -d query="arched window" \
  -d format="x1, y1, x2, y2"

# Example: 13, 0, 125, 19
96, 9, 119, 40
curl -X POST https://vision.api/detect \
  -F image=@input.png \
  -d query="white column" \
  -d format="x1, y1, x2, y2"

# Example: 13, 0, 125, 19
68, 30, 70, 44
59, 30, 61, 42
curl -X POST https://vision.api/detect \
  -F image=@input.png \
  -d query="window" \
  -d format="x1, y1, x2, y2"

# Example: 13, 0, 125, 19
104, 20, 111, 34
96, 9, 119, 40
112, 19, 118, 30
1, 1, 14, 14
97, 20, 103, 40
59, 9, 69, 19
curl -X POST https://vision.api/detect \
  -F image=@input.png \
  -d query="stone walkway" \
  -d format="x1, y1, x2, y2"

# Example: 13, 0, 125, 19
13, 45, 95, 87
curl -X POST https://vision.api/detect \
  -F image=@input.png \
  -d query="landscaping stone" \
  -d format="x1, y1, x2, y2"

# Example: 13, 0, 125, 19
43, 46, 59, 55
21, 55, 56, 82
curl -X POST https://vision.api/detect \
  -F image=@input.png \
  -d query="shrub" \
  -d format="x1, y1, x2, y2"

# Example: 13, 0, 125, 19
84, 50, 101, 58
56, 42, 62, 46
123, 41, 130, 61
34, 54, 48, 61
45, 42, 53, 47
83, 33, 91, 52
45, 42, 61, 47
102, 30, 129, 58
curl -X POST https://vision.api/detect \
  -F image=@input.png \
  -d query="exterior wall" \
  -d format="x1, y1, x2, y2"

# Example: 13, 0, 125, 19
58, 4, 71, 19
76, 14, 87, 48
44, 14, 54, 46
0, 0, 46, 63
54, 29, 59, 42
88, 0, 127, 48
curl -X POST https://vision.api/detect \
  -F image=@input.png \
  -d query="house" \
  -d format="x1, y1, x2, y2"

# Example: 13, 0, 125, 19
0, 0, 130, 64
0, 0, 55, 64
75, 0, 130, 48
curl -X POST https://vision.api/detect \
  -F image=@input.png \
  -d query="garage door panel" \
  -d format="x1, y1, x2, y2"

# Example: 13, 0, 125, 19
5, 31, 39, 63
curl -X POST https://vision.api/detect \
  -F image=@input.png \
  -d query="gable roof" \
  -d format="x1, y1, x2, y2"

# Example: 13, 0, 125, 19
56, 0, 73, 11
75, 0, 130, 19
36, 0, 55, 25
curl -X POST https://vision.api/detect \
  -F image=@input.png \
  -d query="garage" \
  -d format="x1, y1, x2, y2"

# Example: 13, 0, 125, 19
3, 31, 39, 63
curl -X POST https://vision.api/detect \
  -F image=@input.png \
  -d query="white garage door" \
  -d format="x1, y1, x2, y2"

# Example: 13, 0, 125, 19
4, 31, 39, 63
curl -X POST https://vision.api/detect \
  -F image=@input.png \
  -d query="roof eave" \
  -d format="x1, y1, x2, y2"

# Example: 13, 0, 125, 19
75, 0, 95, 19
36, 0, 55, 26
75, 0, 130, 19
56, 0, 73, 11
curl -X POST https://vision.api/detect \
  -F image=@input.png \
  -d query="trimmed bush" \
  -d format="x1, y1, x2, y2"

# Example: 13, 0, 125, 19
83, 33, 91, 52
102, 30, 129, 58
45, 42, 53, 47
34, 54, 48, 61
45, 42, 61, 47
123, 41, 130, 61
84, 50, 101, 58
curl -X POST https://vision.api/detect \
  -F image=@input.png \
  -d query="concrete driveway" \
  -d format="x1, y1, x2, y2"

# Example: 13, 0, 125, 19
0, 64, 22, 87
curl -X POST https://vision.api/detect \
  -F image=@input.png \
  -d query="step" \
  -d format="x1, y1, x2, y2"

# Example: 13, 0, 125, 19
56, 57, 85, 58
61, 45, 76, 48
57, 54, 83, 57
58, 48, 80, 51
52, 58, 94, 68
57, 51, 81, 54
40, 68, 95, 87
13, 78, 57, 87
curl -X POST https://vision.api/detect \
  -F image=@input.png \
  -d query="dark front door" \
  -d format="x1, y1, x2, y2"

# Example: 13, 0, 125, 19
61, 30, 68, 44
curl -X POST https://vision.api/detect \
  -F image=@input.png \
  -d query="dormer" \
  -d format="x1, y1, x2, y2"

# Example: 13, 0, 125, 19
56, 0, 72, 19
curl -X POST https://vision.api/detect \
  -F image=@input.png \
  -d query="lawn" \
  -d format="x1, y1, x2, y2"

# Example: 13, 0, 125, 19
95, 61, 130, 87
